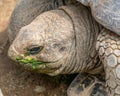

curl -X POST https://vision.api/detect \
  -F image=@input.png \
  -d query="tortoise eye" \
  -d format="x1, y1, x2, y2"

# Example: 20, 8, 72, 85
27, 46, 43, 55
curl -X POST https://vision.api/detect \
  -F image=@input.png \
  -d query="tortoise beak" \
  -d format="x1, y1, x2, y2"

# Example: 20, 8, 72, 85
8, 44, 21, 61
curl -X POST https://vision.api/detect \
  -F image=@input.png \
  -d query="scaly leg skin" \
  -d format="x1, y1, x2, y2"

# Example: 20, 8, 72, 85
67, 73, 106, 96
97, 29, 120, 96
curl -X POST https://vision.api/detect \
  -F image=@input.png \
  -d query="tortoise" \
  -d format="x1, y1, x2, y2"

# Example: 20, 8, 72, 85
7, 0, 120, 96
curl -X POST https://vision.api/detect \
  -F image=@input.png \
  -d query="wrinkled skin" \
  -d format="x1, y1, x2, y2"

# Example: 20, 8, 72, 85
8, 4, 101, 76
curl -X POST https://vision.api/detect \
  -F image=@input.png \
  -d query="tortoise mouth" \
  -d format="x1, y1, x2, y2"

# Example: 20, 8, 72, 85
16, 56, 52, 69
8, 45, 64, 75
15, 56, 63, 75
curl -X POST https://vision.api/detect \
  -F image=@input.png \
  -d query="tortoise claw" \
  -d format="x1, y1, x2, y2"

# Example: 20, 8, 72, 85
67, 73, 107, 96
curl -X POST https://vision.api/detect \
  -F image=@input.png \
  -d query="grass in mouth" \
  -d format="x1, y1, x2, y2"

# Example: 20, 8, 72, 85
16, 56, 46, 69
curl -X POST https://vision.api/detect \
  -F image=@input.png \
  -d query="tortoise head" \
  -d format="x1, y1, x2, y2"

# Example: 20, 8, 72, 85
8, 10, 75, 75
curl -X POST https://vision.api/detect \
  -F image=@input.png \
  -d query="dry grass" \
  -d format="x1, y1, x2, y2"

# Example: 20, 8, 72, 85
0, 0, 16, 32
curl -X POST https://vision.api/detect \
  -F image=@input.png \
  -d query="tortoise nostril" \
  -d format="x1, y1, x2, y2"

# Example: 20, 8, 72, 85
27, 45, 43, 55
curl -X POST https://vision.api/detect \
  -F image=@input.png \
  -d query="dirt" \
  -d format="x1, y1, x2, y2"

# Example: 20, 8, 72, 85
0, 0, 16, 32
0, 0, 75, 96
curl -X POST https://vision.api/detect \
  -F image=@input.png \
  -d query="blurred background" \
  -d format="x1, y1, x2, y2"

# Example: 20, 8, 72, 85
0, 0, 16, 32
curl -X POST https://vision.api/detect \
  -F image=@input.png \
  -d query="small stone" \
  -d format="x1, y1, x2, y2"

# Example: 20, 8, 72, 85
34, 86, 46, 93
115, 86, 120, 94
114, 49, 120, 56
106, 54, 117, 67
99, 47, 105, 56
116, 65, 120, 79
105, 48, 113, 56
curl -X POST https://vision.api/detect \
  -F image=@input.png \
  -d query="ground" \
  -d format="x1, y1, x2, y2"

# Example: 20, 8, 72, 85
0, 0, 75, 96
0, 0, 16, 32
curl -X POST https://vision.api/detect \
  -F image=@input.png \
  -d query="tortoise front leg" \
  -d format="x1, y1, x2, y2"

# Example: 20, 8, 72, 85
67, 73, 106, 96
97, 29, 120, 96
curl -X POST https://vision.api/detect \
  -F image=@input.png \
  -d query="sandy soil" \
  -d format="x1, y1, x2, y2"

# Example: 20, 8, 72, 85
0, 0, 75, 96
0, 0, 16, 32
